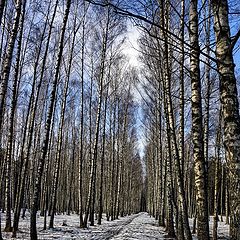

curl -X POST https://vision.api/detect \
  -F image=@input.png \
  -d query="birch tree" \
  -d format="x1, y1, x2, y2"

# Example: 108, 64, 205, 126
189, 1, 210, 239
30, 0, 71, 238
211, 0, 240, 238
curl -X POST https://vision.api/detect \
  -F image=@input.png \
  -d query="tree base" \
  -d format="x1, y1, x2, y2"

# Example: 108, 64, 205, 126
4, 226, 12, 232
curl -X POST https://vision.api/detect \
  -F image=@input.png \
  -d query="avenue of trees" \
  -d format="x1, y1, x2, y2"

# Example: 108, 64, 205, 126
0, 0, 240, 240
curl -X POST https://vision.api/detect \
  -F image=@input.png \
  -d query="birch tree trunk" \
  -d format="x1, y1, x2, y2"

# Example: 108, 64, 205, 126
97, 85, 109, 225
4, 0, 26, 232
160, 1, 192, 239
213, 109, 222, 240
13, 1, 56, 236
177, 0, 185, 238
189, 0, 209, 239
115, 86, 130, 220
203, 0, 211, 180
211, 0, 240, 238
30, 0, 71, 238
83, 7, 109, 227
49, 17, 76, 228
79, 2, 88, 228
0, 0, 22, 136
0, 8, 22, 232
0, 0, 6, 25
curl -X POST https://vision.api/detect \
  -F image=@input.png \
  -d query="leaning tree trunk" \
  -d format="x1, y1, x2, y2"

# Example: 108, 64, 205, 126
30, 0, 71, 239
12, 1, 52, 236
13, 1, 56, 236
4, 0, 26, 232
0, 0, 6, 25
0, 5, 22, 233
0, 0, 22, 136
189, 0, 209, 239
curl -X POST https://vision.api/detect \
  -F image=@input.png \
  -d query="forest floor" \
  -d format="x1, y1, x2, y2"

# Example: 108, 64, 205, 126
1, 212, 229, 239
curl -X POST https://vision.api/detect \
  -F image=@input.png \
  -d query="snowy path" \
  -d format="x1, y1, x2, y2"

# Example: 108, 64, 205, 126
2, 212, 168, 239
1, 211, 229, 239
109, 212, 171, 240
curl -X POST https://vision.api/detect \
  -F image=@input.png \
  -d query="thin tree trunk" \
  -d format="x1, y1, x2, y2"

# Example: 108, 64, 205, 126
0, 0, 22, 136
0, 4, 22, 232
4, 0, 26, 232
178, 1, 185, 238
43, 102, 57, 229
97, 61, 112, 225
162, 68, 176, 237
0, 0, 6, 25
83, 7, 110, 227
160, 1, 192, 238
30, 1, 71, 238
225, 176, 229, 225
115, 88, 130, 220
79, 2, 88, 228
97, 84, 109, 225
220, 164, 224, 222
49, 19, 76, 228
67, 126, 76, 215
110, 93, 117, 221
213, 110, 222, 240
12, 2, 55, 235
202, 0, 211, 219
165, 130, 176, 238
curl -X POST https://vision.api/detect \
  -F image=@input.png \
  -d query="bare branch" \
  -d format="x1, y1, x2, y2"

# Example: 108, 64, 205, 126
230, 28, 240, 50
85, 0, 218, 64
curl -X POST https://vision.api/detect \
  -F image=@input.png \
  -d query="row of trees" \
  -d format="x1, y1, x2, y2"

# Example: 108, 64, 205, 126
133, 0, 240, 239
0, 1, 143, 239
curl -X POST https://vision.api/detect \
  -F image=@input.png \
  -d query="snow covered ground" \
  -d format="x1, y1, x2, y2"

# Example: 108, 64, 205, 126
1, 211, 230, 239
110, 213, 171, 240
